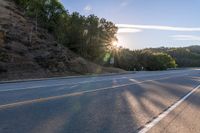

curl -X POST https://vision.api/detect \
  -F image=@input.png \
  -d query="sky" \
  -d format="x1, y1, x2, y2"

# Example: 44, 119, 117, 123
60, 0, 200, 49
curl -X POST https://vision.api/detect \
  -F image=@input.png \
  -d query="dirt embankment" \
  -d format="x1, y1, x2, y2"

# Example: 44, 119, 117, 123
0, 0, 125, 81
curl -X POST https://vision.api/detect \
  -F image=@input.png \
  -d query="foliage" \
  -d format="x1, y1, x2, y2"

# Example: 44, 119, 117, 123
15, 0, 178, 71
145, 45, 200, 67
15, 0, 117, 64
114, 49, 177, 71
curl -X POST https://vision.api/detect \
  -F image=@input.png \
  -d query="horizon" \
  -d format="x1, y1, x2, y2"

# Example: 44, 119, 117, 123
61, 0, 200, 49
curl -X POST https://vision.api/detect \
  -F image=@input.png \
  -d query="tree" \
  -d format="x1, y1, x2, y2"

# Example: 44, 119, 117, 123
15, 0, 178, 71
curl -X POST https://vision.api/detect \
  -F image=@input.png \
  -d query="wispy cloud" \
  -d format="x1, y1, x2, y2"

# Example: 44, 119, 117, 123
118, 28, 142, 33
84, 5, 92, 13
171, 35, 200, 41
116, 24, 200, 33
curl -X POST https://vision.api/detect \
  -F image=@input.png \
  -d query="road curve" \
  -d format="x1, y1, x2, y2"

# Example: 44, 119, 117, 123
0, 69, 200, 133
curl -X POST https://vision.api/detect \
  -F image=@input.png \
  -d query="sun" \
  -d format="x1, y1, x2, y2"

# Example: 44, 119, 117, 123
112, 40, 123, 48
112, 35, 125, 48
112, 40, 118, 47
111, 40, 123, 53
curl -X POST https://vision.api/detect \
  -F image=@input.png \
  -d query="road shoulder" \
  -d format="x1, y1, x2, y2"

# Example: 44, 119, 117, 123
148, 89, 200, 133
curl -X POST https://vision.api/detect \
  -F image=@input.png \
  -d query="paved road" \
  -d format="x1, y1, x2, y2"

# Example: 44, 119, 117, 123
0, 69, 200, 133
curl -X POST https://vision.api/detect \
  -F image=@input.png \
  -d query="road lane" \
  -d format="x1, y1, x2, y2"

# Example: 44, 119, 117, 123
0, 69, 193, 91
139, 84, 200, 133
0, 72, 191, 107
148, 86, 200, 133
0, 74, 194, 109
0, 69, 199, 133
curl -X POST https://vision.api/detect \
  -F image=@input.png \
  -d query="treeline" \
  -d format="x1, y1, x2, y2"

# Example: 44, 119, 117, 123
145, 45, 200, 67
15, 0, 118, 64
114, 48, 177, 71
15, 0, 177, 71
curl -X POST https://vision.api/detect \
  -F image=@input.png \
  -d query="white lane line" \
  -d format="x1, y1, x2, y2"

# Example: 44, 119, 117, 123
0, 74, 187, 110
138, 84, 200, 133
0, 71, 189, 92
0, 77, 127, 92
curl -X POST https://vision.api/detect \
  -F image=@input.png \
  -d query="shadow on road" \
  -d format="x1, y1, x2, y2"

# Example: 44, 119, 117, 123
0, 76, 200, 133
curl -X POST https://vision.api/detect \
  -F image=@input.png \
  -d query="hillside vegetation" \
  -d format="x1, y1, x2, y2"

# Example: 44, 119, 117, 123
15, 0, 118, 64
145, 45, 200, 67
0, 0, 124, 80
113, 48, 177, 71
13, 0, 177, 71
113, 45, 200, 71
1, 0, 197, 80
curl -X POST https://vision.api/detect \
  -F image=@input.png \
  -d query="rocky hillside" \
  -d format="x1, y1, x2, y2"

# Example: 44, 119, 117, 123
0, 0, 124, 80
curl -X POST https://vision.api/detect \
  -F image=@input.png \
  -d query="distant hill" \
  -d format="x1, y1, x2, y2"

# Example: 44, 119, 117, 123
0, 0, 124, 80
145, 45, 200, 67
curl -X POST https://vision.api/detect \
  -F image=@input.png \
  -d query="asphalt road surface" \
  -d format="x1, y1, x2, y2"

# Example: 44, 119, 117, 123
0, 69, 200, 133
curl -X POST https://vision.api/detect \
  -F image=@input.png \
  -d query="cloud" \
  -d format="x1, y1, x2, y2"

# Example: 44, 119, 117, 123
118, 28, 142, 33
116, 24, 200, 32
84, 5, 92, 13
171, 35, 200, 41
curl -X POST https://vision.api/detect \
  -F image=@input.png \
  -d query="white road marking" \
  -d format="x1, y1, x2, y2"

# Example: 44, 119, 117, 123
0, 77, 127, 92
70, 85, 78, 88
138, 84, 200, 133
0, 74, 187, 110
0, 71, 189, 92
